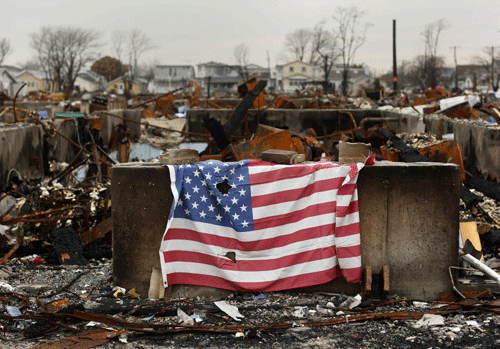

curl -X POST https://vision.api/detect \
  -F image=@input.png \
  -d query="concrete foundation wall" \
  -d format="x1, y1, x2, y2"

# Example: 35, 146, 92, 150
0, 124, 45, 190
101, 109, 141, 147
424, 114, 500, 182
4, 102, 64, 118
111, 161, 459, 300
187, 109, 385, 136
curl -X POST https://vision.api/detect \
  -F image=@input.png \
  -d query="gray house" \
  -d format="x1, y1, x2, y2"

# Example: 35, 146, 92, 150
150, 65, 195, 93
196, 62, 241, 95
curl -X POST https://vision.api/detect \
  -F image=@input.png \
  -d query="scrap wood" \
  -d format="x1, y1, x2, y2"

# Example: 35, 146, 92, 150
128, 87, 185, 109
29, 328, 124, 349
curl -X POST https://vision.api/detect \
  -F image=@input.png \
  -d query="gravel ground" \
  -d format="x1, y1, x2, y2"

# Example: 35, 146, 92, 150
0, 256, 499, 349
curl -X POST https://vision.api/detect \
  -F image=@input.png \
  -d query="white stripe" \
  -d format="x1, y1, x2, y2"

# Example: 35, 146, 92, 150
335, 234, 361, 248
250, 167, 350, 196
162, 234, 335, 260
337, 256, 361, 270
163, 213, 340, 243
249, 162, 341, 175
164, 257, 338, 284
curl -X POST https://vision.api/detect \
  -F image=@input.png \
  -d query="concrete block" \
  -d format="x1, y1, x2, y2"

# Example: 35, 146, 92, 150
112, 161, 459, 300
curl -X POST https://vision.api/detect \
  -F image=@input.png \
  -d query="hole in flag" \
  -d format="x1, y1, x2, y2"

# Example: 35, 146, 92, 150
216, 179, 231, 195
225, 251, 236, 263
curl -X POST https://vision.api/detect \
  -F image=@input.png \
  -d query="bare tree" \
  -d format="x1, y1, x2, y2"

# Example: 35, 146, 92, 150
311, 21, 339, 91
111, 31, 126, 61
234, 43, 250, 81
127, 29, 154, 81
31, 26, 101, 92
472, 47, 500, 90
284, 29, 313, 62
333, 6, 370, 95
0, 38, 11, 65
421, 18, 449, 88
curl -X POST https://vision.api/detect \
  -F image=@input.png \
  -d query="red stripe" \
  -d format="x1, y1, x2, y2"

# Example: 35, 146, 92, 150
341, 267, 362, 283
335, 221, 361, 238
253, 202, 335, 230
249, 164, 345, 186
336, 245, 361, 260
165, 223, 334, 251
163, 247, 336, 272
251, 177, 345, 208
166, 267, 342, 292
336, 200, 359, 218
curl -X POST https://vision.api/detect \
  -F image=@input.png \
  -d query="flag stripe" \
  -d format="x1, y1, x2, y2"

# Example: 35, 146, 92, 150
163, 257, 339, 284
165, 223, 334, 252
163, 247, 336, 272
166, 267, 342, 292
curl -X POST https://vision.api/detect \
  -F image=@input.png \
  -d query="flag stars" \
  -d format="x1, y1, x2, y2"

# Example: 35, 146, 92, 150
208, 161, 214, 165
222, 175, 228, 181
177, 199, 183, 206
185, 177, 192, 184
209, 190, 215, 196
184, 208, 190, 215
232, 213, 240, 220
199, 211, 206, 218
230, 183, 236, 189
242, 220, 249, 227
200, 195, 207, 202
215, 214, 222, 221
192, 185, 200, 193
198, 165, 204, 170
191, 202, 199, 209
216, 197, 222, 204
224, 205, 231, 212
193, 169, 200, 177
240, 204, 247, 212
206, 173, 212, 180
185, 192, 192, 200
230, 168, 236, 175
239, 188, 246, 196
237, 174, 245, 182
208, 204, 215, 212
214, 166, 220, 173
231, 197, 238, 205
238, 161, 245, 166
201, 180, 207, 186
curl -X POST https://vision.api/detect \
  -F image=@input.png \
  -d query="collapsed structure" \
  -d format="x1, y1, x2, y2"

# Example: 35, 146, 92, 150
1, 80, 500, 346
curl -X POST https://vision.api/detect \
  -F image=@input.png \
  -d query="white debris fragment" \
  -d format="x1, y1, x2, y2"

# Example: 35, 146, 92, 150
214, 301, 244, 321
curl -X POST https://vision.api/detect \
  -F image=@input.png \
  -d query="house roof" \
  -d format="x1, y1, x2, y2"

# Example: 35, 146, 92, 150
283, 60, 312, 67
15, 69, 48, 81
0, 69, 16, 82
77, 70, 105, 83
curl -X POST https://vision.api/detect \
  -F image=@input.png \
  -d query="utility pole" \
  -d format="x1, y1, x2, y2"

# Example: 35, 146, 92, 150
392, 19, 398, 91
267, 50, 272, 89
450, 46, 460, 91
492, 46, 496, 90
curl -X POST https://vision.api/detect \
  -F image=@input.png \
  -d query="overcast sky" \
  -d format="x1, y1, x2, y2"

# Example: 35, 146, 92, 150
3, 0, 500, 75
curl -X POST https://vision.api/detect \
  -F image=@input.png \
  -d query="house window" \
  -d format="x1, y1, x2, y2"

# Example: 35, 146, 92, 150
302, 67, 306, 72
290, 67, 294, 72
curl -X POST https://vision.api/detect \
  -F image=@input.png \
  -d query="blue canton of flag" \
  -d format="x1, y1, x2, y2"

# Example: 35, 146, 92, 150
172, 160, 254, 231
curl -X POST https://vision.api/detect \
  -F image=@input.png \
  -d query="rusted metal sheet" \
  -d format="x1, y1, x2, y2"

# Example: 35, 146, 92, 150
238, 78, 267, 109
235, 130, 306, 160
46, 299, 72, 313
382, 265, 390, 295
362, 265, 372, 297
79, 217, 112, 247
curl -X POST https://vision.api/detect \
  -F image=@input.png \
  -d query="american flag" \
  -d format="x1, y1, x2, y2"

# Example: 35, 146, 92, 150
159, 160, 365, 292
